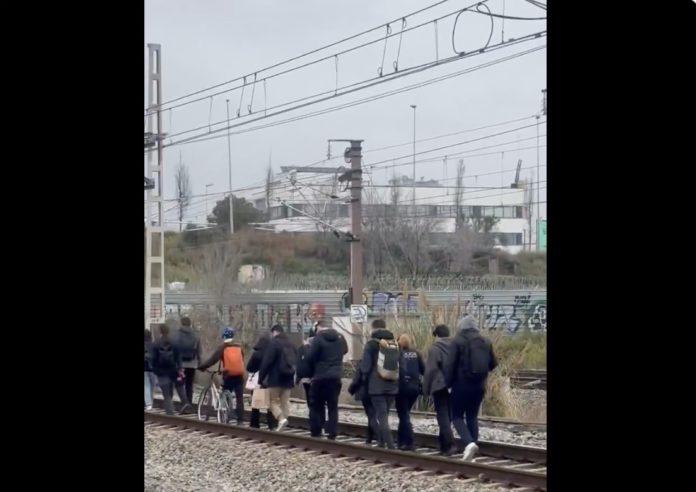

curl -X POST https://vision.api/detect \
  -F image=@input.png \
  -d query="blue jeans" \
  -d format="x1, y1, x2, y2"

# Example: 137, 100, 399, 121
144, 371, 157, 408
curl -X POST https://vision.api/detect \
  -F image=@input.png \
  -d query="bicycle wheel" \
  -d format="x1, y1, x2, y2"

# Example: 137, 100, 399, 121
217, 391, 231, 424
197, 383, 214, 421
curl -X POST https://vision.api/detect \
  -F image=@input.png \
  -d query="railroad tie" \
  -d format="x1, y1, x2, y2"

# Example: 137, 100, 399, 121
456, 478, 480, 484
334, 456, 357, 462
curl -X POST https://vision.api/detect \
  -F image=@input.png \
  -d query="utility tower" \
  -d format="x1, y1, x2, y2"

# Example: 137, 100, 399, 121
144, 44, 166, 331
332, 139, 364, 356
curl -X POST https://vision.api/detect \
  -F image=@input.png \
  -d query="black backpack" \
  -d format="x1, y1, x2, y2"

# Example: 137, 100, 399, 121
278, 343, 297, 377
177, 330, 198, 362
461, 331, 492, 383
157, 343, 176, 371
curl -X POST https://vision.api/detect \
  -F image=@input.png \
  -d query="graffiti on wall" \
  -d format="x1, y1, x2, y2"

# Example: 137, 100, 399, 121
339, 290, 546, 333
464, 293, 546, 333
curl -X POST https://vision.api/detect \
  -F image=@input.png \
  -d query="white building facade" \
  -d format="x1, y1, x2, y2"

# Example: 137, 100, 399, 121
240, 168, 532, 254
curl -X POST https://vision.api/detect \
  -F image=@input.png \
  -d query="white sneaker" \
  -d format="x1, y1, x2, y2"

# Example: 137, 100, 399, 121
145, 405, 153, 411
276, 418, 288, 431
462, 443, 479, 461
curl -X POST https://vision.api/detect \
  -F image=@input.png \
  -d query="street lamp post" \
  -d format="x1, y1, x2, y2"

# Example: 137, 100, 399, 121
410, 104, 417, 207
225, 99, 234, 235
205, 183, 214, 222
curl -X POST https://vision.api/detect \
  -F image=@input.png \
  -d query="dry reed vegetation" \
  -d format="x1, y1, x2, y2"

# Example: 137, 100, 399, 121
383, 292, 546, 422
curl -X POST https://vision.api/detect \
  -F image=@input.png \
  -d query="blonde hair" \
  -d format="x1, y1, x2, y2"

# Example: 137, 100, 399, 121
397, 334, 414, 350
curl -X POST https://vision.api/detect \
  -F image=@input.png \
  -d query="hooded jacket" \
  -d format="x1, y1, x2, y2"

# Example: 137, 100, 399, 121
308, 328, 348, 381
259, 332, 296, 389
422, 337, 450, 396
150, 335, 183, 377
444, 316, 498, 388
198, 339, 245, 378
359, 328, 399, 396
175, 325, 202, 369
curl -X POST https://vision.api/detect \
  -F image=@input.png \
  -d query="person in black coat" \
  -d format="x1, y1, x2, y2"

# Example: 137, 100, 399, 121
423, 324, 456, 455
348, 362, 377, 444
307, 320, 348, 438
150, 324, 190, 415
443, 315, 498, 461
246, 334, 276, 430
359, 320, 399, 449
259, 325, 296, 431
395, 333, 425, 451
144, 328, 157, 411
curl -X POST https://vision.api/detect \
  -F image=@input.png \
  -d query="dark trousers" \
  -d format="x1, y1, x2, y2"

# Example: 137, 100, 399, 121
432, 389, 456, 452
309, 379, 341, 438
222, 375, 245, 423
157, 374, 188, 415
250, 408, 277, 429
183, 367, 196, 405
371, 395, 396, 449
362, 395, 377, 443
395, 388, 420, 448
304, 382, 326, 433
451, 382, 485, 447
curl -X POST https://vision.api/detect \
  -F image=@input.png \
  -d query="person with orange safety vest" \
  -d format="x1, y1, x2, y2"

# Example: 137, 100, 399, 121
198, 327, 246, 424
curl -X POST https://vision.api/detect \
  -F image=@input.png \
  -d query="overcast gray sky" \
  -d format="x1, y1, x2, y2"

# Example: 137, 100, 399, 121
145, 0, 546, 225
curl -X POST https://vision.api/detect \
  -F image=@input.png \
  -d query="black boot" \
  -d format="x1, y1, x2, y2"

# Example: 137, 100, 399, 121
250, 409, 260, 428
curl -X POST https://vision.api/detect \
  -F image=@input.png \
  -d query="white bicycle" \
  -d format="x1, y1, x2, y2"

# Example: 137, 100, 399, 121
196, 369, 233, 424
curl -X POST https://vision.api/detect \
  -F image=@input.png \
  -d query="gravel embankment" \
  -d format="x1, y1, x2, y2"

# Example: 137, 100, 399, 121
145, 425, 509, 492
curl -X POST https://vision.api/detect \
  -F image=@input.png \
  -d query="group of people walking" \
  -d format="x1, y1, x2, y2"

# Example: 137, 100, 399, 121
349, 316, 497, 460
144, 312, 497, 462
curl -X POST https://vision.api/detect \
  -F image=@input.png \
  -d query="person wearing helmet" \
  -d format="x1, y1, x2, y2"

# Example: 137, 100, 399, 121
198, 327, 246, 424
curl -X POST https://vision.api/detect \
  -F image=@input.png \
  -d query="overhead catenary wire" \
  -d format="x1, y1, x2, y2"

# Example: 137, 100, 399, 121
159, 31, 545, 143
145, 0, 455, 113
150, 40, 546, 151
156, 130, 547, 208
154, 114, 546, 218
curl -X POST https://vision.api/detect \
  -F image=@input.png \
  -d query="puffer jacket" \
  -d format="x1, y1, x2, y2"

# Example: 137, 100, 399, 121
308, 328, 348, 381
359, 329, 399, 396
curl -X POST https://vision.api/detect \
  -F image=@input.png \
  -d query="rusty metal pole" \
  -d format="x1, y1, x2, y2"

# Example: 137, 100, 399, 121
346, 140, 363, 305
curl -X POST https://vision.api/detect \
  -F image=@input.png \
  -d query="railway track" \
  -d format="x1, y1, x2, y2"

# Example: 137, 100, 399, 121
511, 369, 546, 390
147, 400, 547, 490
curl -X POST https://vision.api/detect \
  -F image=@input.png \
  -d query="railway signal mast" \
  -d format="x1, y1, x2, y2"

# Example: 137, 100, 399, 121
144, 43, 166, 331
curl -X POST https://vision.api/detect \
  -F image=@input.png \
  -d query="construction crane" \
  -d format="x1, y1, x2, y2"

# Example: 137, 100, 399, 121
511, 159, 523, 188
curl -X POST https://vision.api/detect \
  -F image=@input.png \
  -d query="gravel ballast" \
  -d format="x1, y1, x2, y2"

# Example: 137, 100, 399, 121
285, 401, 547, 448
155, 387, 546, 448
145, 425, 509, 492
